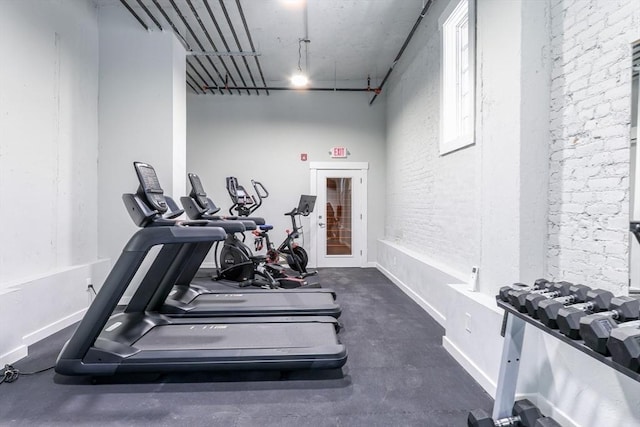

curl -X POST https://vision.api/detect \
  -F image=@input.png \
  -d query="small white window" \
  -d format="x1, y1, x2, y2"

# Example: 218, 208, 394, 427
440, 0, 475, 155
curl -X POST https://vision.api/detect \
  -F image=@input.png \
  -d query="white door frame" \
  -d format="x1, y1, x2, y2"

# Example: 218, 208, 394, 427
309, 162, 369, 268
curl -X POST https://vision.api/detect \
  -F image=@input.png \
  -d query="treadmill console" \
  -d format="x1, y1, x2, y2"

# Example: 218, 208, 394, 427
134, 162, 168, 213
188, 173, 209, 210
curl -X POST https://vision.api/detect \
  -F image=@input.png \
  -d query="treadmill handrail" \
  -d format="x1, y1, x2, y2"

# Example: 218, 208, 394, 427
56, 225, 226, 363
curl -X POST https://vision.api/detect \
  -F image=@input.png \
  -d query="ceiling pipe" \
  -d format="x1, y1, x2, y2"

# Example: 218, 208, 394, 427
186, 80, 199, 93
188, 61, 218, 94
368, 0, 434, 105
169, 0, 232, 95
119, 0, 148, 30
218, 0, 259, 95
236, 0, 270, 95
187, 72, 208, 94
119, 0, 225, 94
203, 0, 251, 95
135, 0, 162, 31
149, 0, 224, 94
188, 51, 261, 57
203, 86, 377, 92
185, 0, 242, 95
150, 0, 190, 50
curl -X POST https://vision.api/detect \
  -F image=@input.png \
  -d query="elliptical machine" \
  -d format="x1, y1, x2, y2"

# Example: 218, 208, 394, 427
184, 173, 317, 289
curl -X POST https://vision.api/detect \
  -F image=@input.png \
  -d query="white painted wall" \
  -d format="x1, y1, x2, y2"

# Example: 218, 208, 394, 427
0, 0, 109, 365
384, 0, 480, 280
379, 0, 640, 425
187, 91, 386, 263
98, 3, 187, 269
0, 0, 99, 286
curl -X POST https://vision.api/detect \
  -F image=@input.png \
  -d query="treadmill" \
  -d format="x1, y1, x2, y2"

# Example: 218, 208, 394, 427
55, 162, 346, 376
158, 172, 338, 318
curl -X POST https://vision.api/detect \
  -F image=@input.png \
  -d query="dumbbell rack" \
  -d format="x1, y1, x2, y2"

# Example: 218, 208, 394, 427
493, 299, 640, 420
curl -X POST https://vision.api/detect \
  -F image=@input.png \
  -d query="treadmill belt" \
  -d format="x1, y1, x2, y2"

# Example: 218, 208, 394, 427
192, 292, 335, 308
134, 323, 338, 351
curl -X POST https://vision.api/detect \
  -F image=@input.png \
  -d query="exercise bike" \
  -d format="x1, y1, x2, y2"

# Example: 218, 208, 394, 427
253, 195, 317, 278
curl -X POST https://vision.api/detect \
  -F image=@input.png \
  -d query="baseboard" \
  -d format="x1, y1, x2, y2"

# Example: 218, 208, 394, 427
365, 261, 376, 268
442, 336, 497, 395
0, 345, 28, 367
22, 307, 87, 346
376, 263, 446, 326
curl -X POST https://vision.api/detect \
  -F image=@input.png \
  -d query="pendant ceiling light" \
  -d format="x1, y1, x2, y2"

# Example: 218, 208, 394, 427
291, 38, 310, 87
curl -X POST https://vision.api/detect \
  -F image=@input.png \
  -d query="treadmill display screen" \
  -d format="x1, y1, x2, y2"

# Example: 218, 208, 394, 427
137, 164, 163, 193
188, 173, 208, 209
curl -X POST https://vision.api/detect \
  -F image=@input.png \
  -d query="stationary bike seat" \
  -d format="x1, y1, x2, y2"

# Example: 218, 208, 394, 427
259, 224, 274, 231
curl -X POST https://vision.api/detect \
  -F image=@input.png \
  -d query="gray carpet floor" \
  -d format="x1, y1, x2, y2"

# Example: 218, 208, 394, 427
0, 267, 493, 426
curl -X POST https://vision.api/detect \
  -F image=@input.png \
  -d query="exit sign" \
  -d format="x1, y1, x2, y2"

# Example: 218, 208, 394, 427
331, 147, 348, 158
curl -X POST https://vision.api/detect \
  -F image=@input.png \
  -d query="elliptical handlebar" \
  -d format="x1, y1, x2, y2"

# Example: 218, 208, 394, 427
251, 180, 269, 199
226, 176, 269, 216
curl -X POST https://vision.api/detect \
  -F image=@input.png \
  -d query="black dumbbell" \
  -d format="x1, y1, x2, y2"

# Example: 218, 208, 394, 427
499, 279, 549, 302
508, 281, 556, 313
579, 297, 640, 354
607, 322, 640, 372
589, 317, 640, 358
524, 282, 577, 318
558, 293, 632, 339
468, 399, 542, 427
538, 289, 611, 329
535, 417, 562, 427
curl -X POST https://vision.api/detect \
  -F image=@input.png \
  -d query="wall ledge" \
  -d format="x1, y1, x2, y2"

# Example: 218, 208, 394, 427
378, 239, 468, 282
376, 262, 446, 326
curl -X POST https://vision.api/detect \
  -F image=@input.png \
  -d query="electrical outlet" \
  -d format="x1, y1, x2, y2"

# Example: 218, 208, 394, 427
393, 256, 397, 266
465, 313, 472, 333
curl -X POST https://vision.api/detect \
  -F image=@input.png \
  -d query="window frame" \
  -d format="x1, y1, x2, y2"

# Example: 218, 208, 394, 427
439, 0, 476, 156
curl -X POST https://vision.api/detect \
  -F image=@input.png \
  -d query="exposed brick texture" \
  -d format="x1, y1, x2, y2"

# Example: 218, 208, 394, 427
548, 0, 640, 293
384, 0, 480, 277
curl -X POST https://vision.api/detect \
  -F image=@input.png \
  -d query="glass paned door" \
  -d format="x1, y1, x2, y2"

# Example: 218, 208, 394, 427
325, 177, 352, 256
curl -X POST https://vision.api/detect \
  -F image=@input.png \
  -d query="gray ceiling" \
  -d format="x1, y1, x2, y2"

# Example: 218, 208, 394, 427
116, 0, 427, 95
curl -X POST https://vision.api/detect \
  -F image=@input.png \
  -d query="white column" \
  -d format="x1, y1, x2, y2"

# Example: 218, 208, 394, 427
97, 4, 186, 266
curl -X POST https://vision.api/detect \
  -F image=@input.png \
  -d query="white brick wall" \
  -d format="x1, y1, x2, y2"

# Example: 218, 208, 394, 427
548, 0, 640, 293
384, 0, 480, 278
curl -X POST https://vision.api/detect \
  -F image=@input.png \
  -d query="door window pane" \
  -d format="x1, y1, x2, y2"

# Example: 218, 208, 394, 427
326, 178, 352, 255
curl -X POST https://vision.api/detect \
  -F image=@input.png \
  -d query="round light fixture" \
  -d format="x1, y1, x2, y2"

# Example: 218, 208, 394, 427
290, 73, 309, 87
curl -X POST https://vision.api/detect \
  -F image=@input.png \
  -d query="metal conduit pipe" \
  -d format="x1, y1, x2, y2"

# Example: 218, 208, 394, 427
203, 0, 251, 94
187, 72, 207, 94
186, 80, 199, 94
188, 61, 218, 94
135, 0, 162, 31
236, 0, 269, 95
218, 0, 259, 94
119, 0, 148, 30
119, 0, 225, 94
203, 86, 377, 93
151, 0, 190, 50
169, 0, 232, 95
368, 0, 433, 105
150, 0, 223, 94
185, 0, 241, 95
